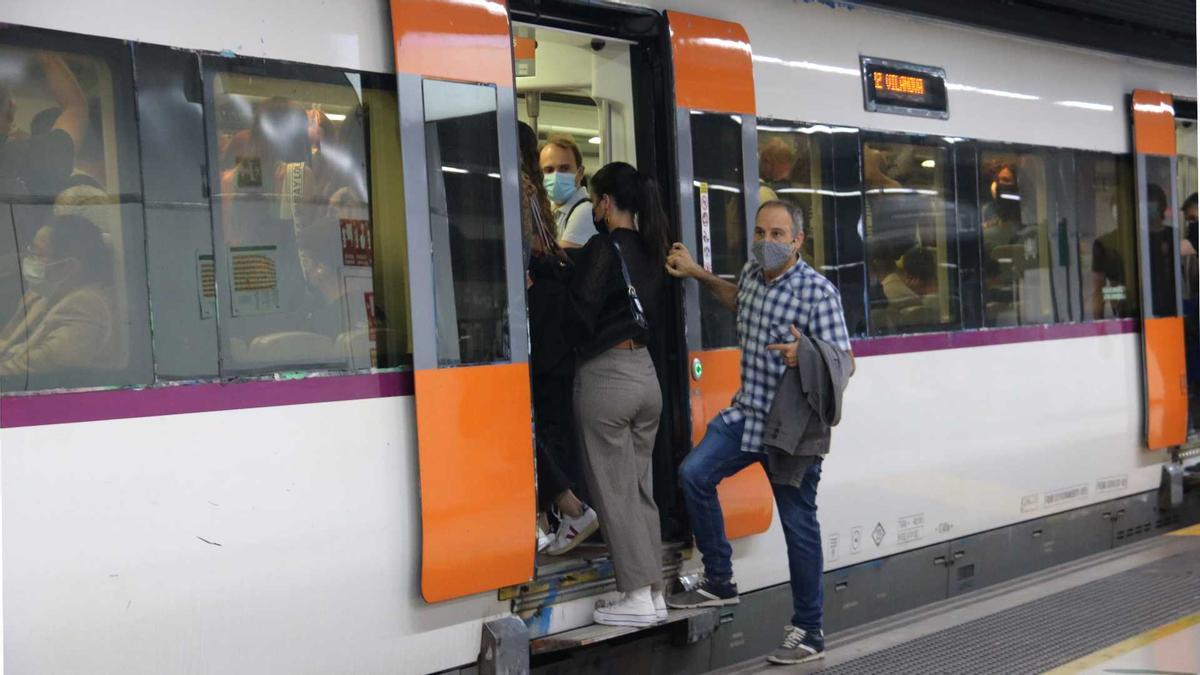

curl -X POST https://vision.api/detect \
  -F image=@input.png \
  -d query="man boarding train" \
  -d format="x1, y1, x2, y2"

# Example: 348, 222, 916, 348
665, 200, 854, 665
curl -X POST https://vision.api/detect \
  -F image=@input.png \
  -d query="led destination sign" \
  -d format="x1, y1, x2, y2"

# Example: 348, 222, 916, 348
861, 56, 948, 119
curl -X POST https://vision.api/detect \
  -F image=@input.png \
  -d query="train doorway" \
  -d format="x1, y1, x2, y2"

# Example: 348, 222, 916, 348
509, 8, 697, 605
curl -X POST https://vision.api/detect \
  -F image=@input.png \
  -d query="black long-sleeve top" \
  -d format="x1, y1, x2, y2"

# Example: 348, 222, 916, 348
569, 228, 664, 362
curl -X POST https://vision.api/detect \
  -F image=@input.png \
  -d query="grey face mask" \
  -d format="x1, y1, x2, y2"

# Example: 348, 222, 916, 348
752, 239, 794, 271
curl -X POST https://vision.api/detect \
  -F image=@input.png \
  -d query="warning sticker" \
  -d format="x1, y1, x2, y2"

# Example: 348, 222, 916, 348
872, 522, 886, 547
196, 252, 216, 320
897, 513, 925, 545
340, 219, 373, 267
229, 245, 280, 316
1021, 494, 1040, 513
698, 182, 712, 272
1043, 484, 1088, 507
1096, 475, 1128, 493
827, 532, 840, 562
850, 526, 863, 554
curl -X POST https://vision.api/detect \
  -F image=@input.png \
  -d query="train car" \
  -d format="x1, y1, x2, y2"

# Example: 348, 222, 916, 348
0, 0, 1196, 673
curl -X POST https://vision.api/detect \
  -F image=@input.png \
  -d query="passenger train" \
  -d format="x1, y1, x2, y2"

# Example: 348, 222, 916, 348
0, 0, 1196, 673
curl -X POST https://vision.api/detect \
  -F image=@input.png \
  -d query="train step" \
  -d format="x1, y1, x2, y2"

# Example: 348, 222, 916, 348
530, 606, 721, 655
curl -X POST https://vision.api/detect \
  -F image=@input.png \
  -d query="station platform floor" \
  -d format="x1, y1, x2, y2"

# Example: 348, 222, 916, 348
720, 525, 1200, 674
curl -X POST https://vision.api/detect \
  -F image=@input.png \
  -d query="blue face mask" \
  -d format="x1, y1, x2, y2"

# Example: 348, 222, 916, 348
543, 171, 577, 205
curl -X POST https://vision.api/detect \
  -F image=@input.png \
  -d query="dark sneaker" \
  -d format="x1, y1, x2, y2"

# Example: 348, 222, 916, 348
767, 625, 825, 665
666, 579, 739, 608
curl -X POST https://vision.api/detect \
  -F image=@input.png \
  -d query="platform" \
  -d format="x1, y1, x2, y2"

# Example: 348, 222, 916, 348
719, 527, 1200, 674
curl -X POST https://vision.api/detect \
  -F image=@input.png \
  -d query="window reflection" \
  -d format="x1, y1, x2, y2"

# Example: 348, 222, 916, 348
691, 113, 744, 349
209, 71, 381, 373
757, 126, 834, 280
421, 79, 507, 366
1077, 154, 1139, 320
863, 138, 959, 335
0, 38, 152, 393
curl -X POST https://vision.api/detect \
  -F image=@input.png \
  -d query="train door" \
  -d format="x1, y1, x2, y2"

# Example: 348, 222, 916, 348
506, 4, 695, 576
1129, 90, 1194, 450
390, 0, 535, 602
667, 12, 775, 538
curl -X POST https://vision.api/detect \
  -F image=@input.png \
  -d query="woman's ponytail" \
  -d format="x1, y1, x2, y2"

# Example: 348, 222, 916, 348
635, 171, 670, 263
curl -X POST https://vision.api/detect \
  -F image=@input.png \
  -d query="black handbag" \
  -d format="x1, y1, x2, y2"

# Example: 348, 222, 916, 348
611, 240, 649, 330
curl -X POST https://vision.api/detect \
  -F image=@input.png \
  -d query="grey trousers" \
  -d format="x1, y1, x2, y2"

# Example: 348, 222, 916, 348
575, 346, 664, 592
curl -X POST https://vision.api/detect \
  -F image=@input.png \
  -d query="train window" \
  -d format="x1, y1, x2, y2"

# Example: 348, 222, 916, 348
757, 123, 837, 281
690, 112, 746, 349
862, 136, 960, 335
421, 79, 508, 366
0, 34, 153, 393
1139, 156, 1181, 318
1076, 153, 1139, 320
978, 148, 1073, 327
134, 45, 220, 379
206, 67, 389, 374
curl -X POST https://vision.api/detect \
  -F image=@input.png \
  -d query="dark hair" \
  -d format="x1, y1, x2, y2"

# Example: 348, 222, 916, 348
589, 161, 670, 261
541, 134, 583, 170
900, 246, 936, 284
517, 121, 540, 180
1182, 192, 1198, 213
757, 199, 805, 236
43, 213, 112, 286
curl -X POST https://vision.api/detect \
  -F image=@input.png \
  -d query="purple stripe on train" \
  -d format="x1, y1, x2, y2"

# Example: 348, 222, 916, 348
0, 319, 1136, 428
849, 318, 1136, 357
1, 371, 415, 429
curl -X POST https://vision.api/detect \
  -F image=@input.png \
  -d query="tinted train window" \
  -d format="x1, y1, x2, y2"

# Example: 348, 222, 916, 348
690, 112, 745, 349
1076, 153, 1139, 320
757, 124, 836, 280
421, 79, 508, 366
978, 148, 1073, 326
0, 33, 153, 393
863, 137, 960, 335
206, 67, 397, 374
1140, 156, 1180, 318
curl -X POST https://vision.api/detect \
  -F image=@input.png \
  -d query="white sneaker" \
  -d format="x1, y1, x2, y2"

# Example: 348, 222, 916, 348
546, 506, 599, 555
593, 586, 657, 627
653, 590, 667, 622
536, 524, 553, 553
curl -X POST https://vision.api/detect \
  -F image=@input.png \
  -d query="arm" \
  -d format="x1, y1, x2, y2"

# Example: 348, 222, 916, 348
36, 53, 88, 151
665, 242, 737, 311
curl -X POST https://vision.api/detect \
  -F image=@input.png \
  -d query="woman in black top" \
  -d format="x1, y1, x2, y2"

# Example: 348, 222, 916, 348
570, 161, 670, 627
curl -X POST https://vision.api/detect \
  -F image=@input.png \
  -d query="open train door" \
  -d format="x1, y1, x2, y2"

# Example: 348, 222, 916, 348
390, 0, 535, 601
1130, 90, 1189, 450
667, 13, 774, 538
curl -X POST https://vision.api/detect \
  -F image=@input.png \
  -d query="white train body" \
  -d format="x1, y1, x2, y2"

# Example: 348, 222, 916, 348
0, 0, 1194, 673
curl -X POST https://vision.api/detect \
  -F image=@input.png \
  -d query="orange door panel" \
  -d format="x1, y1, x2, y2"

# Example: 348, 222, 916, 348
415, 365, 535, 602
1144, 317, 1188, 449
689, 349, 774, 539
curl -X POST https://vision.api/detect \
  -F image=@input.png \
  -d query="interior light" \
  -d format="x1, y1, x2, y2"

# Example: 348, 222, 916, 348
588, 136, 601, 145
921, 159, 936, 168
325, 113, 347, 122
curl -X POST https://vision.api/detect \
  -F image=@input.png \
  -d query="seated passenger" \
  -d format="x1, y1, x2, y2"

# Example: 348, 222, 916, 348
0, 53, 89, 198
0, 214, 113, 380
900, 246, 938, 298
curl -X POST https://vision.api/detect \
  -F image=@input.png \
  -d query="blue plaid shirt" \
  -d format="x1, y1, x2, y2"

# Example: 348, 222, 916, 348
720, 258, 852, 454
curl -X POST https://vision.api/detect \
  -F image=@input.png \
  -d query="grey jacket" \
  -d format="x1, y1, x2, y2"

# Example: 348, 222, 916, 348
762, 335, 852, 487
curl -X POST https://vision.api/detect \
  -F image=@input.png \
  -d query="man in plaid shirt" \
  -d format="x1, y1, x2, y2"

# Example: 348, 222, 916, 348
664, 200, 852, 665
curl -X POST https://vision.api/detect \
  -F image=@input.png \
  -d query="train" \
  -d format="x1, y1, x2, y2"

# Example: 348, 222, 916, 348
0, 0, 1196, 673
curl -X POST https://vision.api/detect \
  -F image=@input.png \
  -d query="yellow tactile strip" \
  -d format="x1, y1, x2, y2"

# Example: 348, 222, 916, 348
1168, 523, 1200, 536
1044, 612, 1200, 673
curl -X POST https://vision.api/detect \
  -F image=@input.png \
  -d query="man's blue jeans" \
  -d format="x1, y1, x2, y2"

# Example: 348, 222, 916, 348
678, 415, 825, 632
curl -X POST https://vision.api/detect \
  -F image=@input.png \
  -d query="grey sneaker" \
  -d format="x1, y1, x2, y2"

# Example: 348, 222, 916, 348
666, 579, 739, 608
767, 625, 825, 665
